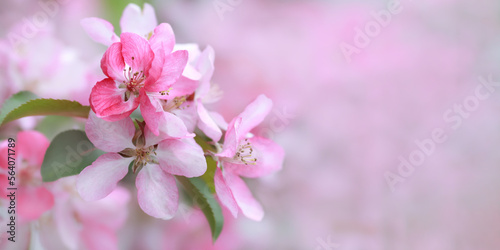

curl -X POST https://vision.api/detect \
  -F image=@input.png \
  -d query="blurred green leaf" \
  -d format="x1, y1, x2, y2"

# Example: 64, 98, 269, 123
41, 130, 105, 182
0, 91, 39, 125
0, 96, 90, 126
176, 176, 224, 242
194, 135, 218, 193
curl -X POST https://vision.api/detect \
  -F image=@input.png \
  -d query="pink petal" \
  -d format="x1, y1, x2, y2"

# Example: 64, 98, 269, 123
53, 197, 80, 249
80, 17, 119, 46
218, 95, 273, 158
216, 117, 242, 158
156, 137, 207, 177
194, 46, 215, 98
197, 102, 222, 142
0, 141, 8, 170
141, 92, 190, 138
0, 174, 9, 197
17, 130, 49, 166
100, 43, 126, 81
224, 136, 285, 178
136, 163, 178, 219
17, 186, 54, 221
81, 225, 118, 250
167, 76, 199, 98
214, 168, 238, 218
90, 78, 140, 121
85, 111, 136, 152
174, 43, 202, 80
120, 32, 154, 74
144, 50, 189, 92
144, 45, 165, 88
77, 153, 131, 201
120, 3, 157, 38
38, 216, 69, 250
75, 186, 130, 229
172, 101, 197, 133
149, 23, 175, 55
226, 173, 264, 221
209, 111, 229, 131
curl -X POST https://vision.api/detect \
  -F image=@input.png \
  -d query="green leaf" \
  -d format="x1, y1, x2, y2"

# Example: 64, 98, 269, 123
176, 176, 224, 242
0, 91, 39, 124
41, 130, 105, 182
200, 156, 218, 193
0, 96, 90, 126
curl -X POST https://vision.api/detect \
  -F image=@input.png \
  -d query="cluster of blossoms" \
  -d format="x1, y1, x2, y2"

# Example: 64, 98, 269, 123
78, 3, 284, 221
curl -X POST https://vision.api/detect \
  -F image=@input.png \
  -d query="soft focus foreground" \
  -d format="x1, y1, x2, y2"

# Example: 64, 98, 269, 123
1, 0, 500, 249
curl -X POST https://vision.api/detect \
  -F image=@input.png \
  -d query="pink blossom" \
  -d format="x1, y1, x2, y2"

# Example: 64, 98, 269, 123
84, 3, 195, 137
39, 177, 130, 250
0, 131, 53, 223
144, 44, 227, 141
89, 28, 189, 122
77, 112, 207, 219
213, 95, 284, 221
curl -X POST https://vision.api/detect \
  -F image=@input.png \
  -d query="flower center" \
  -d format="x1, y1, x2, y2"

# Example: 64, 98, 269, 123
161, 95, 189, 112
232, 139, 257, 165
122, 66, 146, 92
119, 144, 157, 173
132, 145, 157, 173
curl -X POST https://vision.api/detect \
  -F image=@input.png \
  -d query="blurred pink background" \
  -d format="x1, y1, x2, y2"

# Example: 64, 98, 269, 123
2, 0, 500, 249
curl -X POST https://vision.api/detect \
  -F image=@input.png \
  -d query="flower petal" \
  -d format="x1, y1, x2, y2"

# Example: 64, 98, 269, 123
197, 102, 222, 142
224, 136, 284, 178
89, 78, 140, 121
171, 101, 197, 133
209, 111, 229, 131
225, 172, 264, 221
214, 168, 238, 218
144, 50, 189, 93
194, 46, 215, 98
156, 138, 207, 177
174, 43, 202, 80
77, 153, 131, 201
167, 76, 199, 98
53, 196, 80, 249
120, 3, 158, 38
81, 226, 118, 250
75, 186, 131, 229
80, 17, 119, 46
100, 43, 125, 81
17, 131, 49, 166
120, 32, 154, 74
149, 23, 175, 55
86, 111, 136, 152
17, 186, 54, 221
141, 92, 190, 138
136, 163, 178, 219
218, 95, 273, 158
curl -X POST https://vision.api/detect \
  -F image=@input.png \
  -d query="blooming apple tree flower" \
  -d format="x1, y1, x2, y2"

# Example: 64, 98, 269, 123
77, 112, 207, 219
212, 95, 285, 221
0, 2, 286, 245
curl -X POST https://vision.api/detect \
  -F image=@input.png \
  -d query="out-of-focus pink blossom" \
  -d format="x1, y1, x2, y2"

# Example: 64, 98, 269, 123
0, 131, 53, 222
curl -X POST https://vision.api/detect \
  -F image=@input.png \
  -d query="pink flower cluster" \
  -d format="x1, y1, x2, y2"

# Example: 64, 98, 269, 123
77, 3, 284, 221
